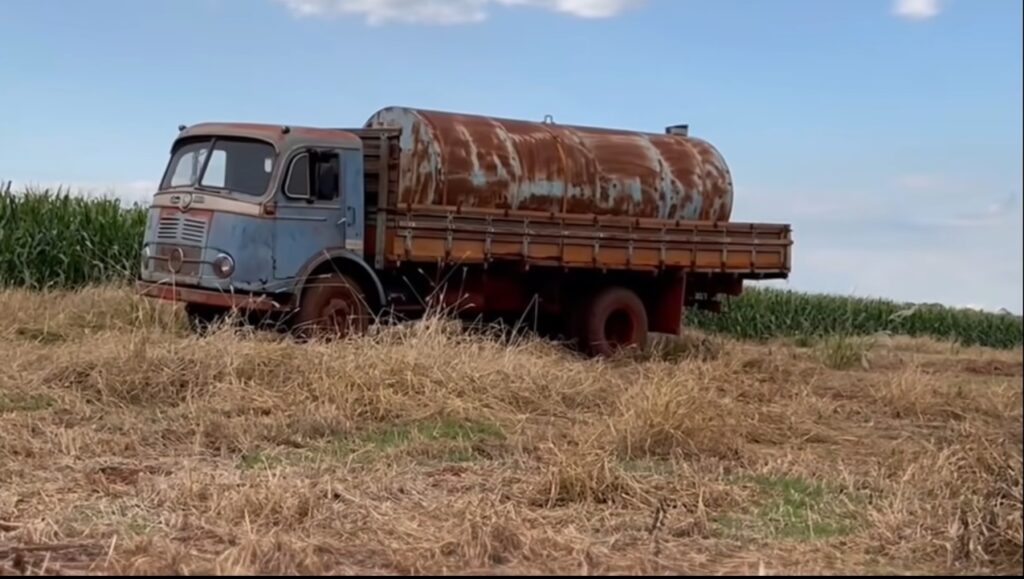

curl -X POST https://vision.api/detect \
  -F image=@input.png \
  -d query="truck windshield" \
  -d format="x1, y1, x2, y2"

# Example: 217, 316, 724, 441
160, 137, 275, 198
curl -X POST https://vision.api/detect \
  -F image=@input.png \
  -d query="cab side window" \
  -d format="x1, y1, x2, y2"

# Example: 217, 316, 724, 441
285, 153, 310, 199
284, 150, 340, 202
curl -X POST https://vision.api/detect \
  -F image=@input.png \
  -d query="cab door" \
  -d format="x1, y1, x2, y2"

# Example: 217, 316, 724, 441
272, 148, 346, 281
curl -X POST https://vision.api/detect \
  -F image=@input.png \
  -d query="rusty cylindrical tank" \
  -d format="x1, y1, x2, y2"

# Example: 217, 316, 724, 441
364, 107, 734, 222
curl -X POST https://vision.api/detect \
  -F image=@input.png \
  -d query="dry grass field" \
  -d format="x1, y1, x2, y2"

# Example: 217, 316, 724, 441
1, 287, 1021, 575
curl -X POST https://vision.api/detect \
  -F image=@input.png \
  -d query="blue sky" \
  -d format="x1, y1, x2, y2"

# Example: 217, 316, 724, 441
1, 0, 1021, 312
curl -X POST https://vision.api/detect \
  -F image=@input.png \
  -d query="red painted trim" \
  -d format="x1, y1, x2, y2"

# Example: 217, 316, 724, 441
136, 281, 289, 312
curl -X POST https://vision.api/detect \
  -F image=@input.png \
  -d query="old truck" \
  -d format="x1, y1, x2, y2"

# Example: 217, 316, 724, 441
136, 107, 792, 356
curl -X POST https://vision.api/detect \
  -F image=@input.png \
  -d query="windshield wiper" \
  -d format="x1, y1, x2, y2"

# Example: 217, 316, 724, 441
192, 184, 222, 194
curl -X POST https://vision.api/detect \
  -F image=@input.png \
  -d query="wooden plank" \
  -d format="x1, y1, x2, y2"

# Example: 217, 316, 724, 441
383, 231, 789, 275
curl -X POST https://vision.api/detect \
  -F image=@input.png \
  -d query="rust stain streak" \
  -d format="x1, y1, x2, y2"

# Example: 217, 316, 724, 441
365, 107, 736, 224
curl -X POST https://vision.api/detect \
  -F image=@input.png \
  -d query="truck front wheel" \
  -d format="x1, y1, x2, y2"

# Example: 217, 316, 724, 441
293, 272, 371, 340
576, 286, 649, 357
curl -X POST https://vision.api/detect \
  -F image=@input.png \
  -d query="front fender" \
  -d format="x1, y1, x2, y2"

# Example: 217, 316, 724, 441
294, 249, 386, 310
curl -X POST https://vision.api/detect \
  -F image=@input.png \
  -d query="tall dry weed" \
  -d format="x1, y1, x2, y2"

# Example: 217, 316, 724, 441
2, 287, 1022, 575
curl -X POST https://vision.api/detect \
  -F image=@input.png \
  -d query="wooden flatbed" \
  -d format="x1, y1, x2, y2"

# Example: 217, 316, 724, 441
376, 205, 791, 278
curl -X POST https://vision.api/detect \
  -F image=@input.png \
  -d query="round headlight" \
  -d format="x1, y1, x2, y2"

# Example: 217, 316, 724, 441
212, 254, 235, 278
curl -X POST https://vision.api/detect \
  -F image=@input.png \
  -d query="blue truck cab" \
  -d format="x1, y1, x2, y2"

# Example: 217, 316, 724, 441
137, 122, 387, 333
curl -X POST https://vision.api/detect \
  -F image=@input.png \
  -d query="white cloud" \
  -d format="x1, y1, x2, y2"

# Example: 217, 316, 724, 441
733, 177, 1023, 314
274, 0, 642, 25
893, 0, 943, 20
921, 194, 1022, 228
795, 245, 1022, 314
499, 0, 639, 18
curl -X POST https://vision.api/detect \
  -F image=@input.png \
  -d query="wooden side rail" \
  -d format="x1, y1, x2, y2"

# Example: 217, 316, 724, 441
379, 205, 792, 278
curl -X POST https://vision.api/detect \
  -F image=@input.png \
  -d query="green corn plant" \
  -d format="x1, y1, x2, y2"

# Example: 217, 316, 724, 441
686, 286, 1022, 350
0, 184, 147, 289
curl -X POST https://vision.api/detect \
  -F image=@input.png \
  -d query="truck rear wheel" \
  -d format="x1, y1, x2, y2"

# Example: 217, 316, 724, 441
293, 273, 371, 340
577, 286, 649, 357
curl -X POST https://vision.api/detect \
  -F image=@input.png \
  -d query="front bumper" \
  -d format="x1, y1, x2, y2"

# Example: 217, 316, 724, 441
135, 280, 290, 312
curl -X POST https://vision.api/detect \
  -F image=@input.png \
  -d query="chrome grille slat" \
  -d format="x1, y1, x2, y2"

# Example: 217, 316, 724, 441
156, 214, 208, 245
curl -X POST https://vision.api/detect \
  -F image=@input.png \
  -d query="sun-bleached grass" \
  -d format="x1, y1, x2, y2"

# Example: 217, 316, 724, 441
1, 287, 1021, 575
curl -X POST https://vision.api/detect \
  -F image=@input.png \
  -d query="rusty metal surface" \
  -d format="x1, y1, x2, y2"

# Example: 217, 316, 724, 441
135, 281, 287, 312
177, 122, 362, 152
364, 107, 734, 222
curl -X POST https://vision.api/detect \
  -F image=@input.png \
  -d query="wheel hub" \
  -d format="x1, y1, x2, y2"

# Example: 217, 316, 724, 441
604, 308, 636, 348
323, 298, 354, 331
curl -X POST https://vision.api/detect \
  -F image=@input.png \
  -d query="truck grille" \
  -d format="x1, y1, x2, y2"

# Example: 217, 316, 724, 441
156, 215, 208, 245
151, 244, 202, 277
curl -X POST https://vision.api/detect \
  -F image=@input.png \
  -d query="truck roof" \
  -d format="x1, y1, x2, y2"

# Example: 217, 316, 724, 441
175, 122, 363, 151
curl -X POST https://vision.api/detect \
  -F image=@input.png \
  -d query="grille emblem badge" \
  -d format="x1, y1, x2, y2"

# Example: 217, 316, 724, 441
177, 193, 194, 211
167, 247, 185, 273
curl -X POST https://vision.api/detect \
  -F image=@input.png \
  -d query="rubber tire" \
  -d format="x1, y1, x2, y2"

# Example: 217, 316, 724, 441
577, 286, 649, 358
293, 273, 371, 340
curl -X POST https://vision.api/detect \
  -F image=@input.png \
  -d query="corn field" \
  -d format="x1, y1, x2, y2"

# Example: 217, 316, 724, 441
685, 287, 1023, 350
0, 183, 147, 289
2, 184, 1021, 349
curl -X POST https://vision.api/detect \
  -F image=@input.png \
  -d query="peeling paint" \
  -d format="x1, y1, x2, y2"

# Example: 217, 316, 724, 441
365, 107, 734, 222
